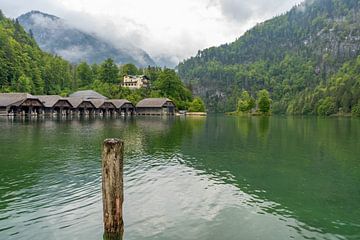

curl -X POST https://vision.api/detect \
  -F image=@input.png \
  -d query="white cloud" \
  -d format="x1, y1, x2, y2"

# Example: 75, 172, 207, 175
0, 0, 303, 66
0, 0, 64, 18
55, 46, 91, 62
212, 0, 302, 23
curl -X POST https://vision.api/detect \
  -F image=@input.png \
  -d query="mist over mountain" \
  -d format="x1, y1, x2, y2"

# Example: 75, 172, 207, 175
17, 10, 156, 67
178, 0, 360, 114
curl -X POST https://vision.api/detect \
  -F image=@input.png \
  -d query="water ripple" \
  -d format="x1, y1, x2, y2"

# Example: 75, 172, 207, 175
1, 117, 359, 240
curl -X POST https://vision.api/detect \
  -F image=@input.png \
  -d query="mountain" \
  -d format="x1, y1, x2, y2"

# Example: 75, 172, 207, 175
0, 10, 76, 95
178, 0, 360, 115
17, 10, 156, 67
0, 10, 194, 109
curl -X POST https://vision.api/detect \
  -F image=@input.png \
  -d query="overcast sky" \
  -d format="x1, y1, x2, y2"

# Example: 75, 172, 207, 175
0, 0, 303, 66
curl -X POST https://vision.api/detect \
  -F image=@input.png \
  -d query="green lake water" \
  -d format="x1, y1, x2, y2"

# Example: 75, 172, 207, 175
0, 115, 359, 240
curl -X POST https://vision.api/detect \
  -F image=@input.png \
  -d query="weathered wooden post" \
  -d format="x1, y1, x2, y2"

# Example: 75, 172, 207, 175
102, 139, 124, 240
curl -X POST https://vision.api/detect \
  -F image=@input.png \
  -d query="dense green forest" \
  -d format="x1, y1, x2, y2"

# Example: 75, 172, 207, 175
178, 0, 360, 115
0, 10, 202, 110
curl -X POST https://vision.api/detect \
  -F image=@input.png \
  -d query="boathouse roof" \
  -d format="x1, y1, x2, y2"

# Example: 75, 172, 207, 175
89, 99, 115, 109
136, 98, 174, 108
69, 90, 108, 100
110, 99, 133, 108
90, 99, 105, 108
0, 93, 38, 107
64, 97, 86, 108
34, 95, 62, 108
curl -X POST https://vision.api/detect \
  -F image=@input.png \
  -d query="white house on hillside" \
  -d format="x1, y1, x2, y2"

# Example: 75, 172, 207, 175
122, 75, 149, 90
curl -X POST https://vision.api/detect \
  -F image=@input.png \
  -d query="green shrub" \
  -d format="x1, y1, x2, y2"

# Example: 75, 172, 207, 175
188, 97, 206, 112
257, 89, 271, 114
352, 101, 360, 117
317, 97, 337, 116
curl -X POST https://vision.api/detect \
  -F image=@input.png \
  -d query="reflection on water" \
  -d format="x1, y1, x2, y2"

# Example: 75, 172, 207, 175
0, 115, 359, 240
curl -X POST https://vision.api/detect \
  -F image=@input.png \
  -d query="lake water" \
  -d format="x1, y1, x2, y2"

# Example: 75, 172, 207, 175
0, 115, 359, 240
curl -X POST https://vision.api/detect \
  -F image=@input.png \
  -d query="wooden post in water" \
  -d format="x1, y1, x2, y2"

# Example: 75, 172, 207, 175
102, 139, 124, 240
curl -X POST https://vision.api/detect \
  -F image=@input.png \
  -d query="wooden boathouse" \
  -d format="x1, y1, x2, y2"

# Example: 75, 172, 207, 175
64, 97, 96, 116
136, 98, 176, 115
0, 91, 178, 117
0, 93, 44, 116
35, 95, 73, 116
111, 99, 135, 115
90, 99, 117, 116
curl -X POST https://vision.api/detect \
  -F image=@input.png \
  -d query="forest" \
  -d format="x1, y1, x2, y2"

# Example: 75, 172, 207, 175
2, 0, 360, 116
178, 0, 360, 116
0, 10, 205, 111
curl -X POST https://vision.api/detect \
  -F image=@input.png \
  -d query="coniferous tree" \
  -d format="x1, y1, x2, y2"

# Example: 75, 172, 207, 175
99, 58, 119, 84
257, 89, 271, 114
77, 62, 93, 87
0, 12, 200, 110
120, 63, 139, 76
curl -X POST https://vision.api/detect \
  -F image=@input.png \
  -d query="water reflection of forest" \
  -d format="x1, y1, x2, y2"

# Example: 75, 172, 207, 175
178, 116, 360, 237
1, 116, 359, 237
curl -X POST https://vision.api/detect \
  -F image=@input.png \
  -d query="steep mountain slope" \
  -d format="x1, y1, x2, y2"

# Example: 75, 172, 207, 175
0, 10, 194, 108
0, 10, 76, 94
178, 0, 360, 114
18, 11, 155, 67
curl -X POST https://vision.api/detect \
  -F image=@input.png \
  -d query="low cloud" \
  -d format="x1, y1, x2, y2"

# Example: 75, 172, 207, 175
214, 0, 253, 23
56, 46, 91, 62
0, 0, 64, 19
0, 0, 304, 67
296, 0, 316, 13
212, 0, 303, 24
61, 12, 149, 51
28, 13, 63, 29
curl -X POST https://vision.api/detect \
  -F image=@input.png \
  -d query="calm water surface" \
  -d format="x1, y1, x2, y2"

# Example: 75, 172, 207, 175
0, 115, 359, 240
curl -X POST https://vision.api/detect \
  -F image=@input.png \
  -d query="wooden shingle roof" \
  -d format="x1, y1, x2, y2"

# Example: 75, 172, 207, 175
110, 99, 133, 108
63, 97, 84, 108
90, 99, 105, 108
69, 90, 107, 99
34, 95, 62, 108
136, 98, 173, 108
0, 93, 39, 107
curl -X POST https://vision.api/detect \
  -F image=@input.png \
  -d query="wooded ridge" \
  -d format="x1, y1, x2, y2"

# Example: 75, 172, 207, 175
0, 10, 205, 112
178, 0, 360, 116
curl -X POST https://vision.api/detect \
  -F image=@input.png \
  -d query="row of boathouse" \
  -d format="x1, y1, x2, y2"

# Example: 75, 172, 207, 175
0, 90, 176, 116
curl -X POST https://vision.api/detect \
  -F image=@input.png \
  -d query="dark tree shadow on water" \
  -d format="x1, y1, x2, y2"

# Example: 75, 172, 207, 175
258, 116, 270, 138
